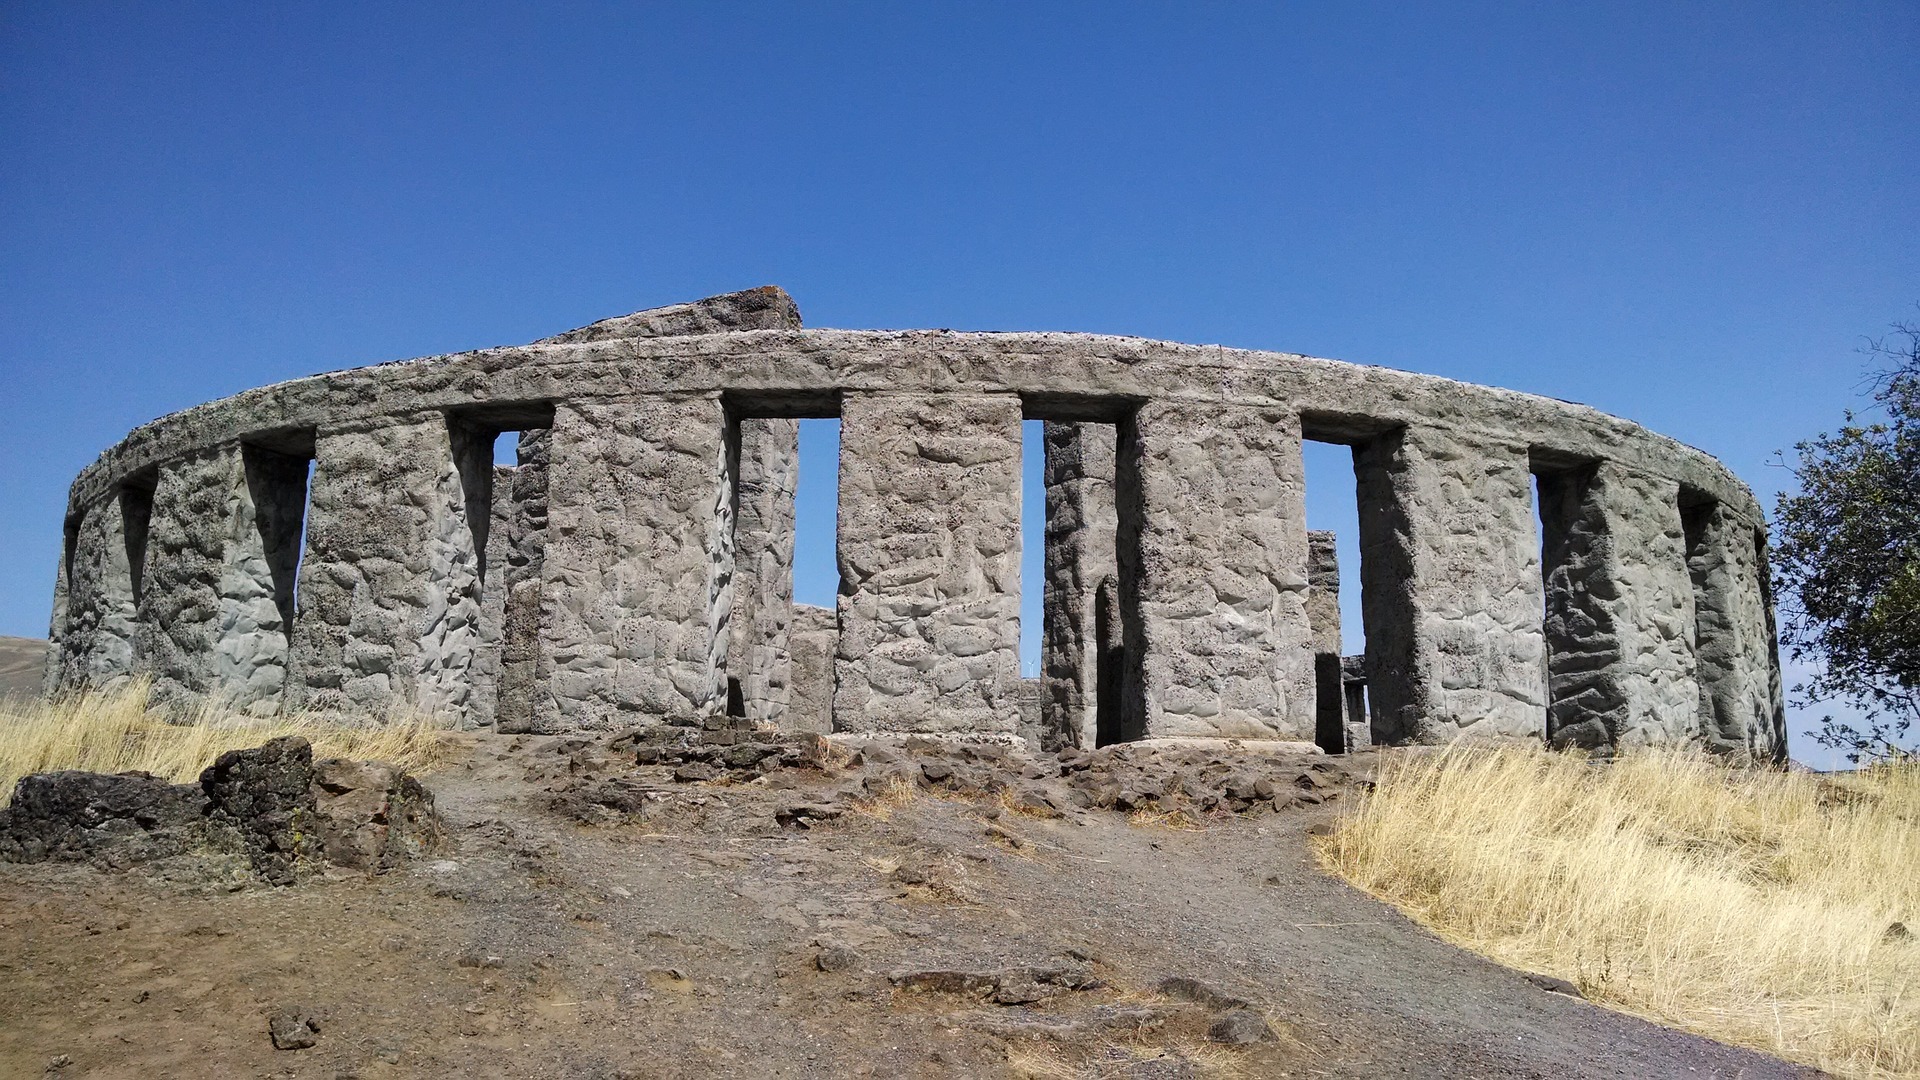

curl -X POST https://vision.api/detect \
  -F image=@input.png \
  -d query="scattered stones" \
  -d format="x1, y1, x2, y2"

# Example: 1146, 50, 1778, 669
891, 966, 1100, 1004
268, 1007, 322, 1050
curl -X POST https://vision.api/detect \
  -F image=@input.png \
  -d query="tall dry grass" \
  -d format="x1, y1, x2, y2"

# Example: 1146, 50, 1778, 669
0, 679, 457, 805
1320, 746, 1919, 1078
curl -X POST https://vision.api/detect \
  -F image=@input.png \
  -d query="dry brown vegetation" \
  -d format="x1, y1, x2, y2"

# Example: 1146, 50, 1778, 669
1320, 746, 1920, 1079
0, 679, 456, 805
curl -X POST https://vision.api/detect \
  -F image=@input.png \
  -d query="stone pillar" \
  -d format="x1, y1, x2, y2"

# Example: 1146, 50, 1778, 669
495, 429, 551, 732
1041, 421, 1119, 750
1307, 531, 1345, 750
1120, 402, 1314, 740
835, 393, 1022, 736
728, 417, 799, 727
467, 462, 518, 730
139, 443, 307, 716
535, 397, 733, 731
1354, 426, 1547, 743
785, 604, 837, 735
1537, 463, 1700, 752
41, 539, 68, 698
289, 417, 484, 720
51, 484, 150, 695
1685, 501, 1787, 762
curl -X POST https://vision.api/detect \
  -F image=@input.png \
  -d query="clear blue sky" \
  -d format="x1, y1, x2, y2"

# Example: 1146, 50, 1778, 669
3, 3, 1915, 763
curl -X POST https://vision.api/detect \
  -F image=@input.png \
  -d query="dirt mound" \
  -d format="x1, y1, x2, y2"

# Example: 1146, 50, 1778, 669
0, 730, 1815, 1079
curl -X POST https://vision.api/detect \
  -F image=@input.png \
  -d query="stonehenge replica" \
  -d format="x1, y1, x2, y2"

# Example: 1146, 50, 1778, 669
43, 287, 1788, 761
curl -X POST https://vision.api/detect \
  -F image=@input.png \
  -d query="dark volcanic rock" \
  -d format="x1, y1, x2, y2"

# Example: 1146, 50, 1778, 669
1, 735, 441, 885
0, 770, 207, 868
200, 736, 319, 886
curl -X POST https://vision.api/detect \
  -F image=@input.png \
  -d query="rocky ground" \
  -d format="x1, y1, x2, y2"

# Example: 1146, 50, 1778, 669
0, 726, 1819, 1079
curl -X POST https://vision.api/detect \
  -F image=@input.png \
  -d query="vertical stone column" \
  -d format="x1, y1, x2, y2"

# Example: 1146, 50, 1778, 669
1685, 502, 1787, 762
139, 443, 307, 716
41, 539, 68, 698
467, 462, 518, 730
1042, 421, 1119, 750
496, 429, 551, 732
1537, 463, 1700, 751
835, 393, 1022, 736
51, 486, 148, 694
728, 417, 799, 727
536, 397, 732, 731
1121, 402, 1314, 740
1354, 426, 1546, 743
1307, 530, 1345, 751
289, 416, 483, 720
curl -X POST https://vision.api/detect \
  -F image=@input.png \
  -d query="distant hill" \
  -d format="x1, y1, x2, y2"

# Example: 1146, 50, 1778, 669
0, 637, 47, 702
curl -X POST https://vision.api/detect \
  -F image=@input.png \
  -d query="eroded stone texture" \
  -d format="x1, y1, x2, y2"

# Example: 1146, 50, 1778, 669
536, 398, 732, 730
1122, 403, 1313, 740
1686, 502, 1787, 762
52, 486, 149, 694
835, 393, 1022, 735
727, 418, 799, 725
785, 603, 836, 735
1306, 531, 1342, 655
289, 418, 483, 719
44, 286, 1787, 760
496, 429, 551, 733
1538, 463, 1699, 752
41, 544, 67, 698
1041, 422, 1120, 750
138, 443, 308, 716
1355, 427, 1546, 744
1307, 531, 1346, 752
535, 285, 801, 345
468, 463, 517, 729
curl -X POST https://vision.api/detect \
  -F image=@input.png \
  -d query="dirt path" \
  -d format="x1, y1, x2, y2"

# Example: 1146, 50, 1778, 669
0, 733, 1818, 1079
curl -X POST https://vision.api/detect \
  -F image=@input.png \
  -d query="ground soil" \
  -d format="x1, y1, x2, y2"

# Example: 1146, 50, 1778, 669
0, 636, 47, 702
0, 730, 1820, 1079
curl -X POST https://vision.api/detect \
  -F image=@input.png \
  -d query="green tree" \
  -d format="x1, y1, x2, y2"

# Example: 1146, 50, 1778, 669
1772, 315, 1920, 764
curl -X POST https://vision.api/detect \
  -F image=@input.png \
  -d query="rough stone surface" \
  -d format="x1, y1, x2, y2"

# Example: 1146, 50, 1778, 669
1355, 426, 1547, 744
51, 485, 147, 694
1306, 530, 1342, 656
0, 770, 208, 868
785, 603, 836, 735
1123, 402, 1314, 740
1686, 501, 1788, 762
536, 396, 732, 731
1539, 463, 1700, 752
494, 428, 551, 733
289, 419, 483, 719
1, 736, 441, 883
308, 757, 442, 872
834, 393, 1022, 735
728, 418, 799, 725
1042, 422, 1120, 750
138, 443, 308, 717
43, 286, 1787, 761
534, 285, 800, 346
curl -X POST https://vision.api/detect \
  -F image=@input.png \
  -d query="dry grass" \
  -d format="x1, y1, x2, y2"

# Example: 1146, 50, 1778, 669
847, 771, 921, 820
1319, 746, 1920, 1078
0, 679, 458, 805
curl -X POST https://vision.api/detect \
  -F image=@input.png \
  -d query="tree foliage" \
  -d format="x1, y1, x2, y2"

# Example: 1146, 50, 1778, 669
1772, 317, 1920, 763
